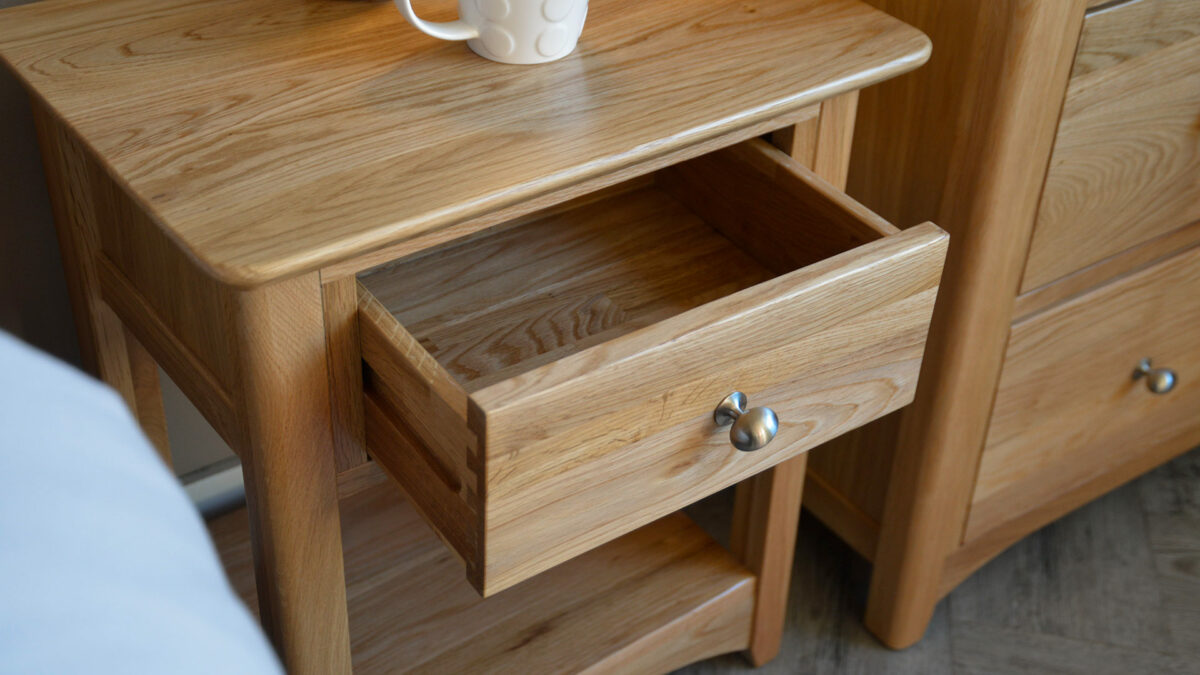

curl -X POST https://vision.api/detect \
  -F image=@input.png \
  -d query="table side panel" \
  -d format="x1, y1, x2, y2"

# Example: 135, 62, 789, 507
84, 150, 242, 394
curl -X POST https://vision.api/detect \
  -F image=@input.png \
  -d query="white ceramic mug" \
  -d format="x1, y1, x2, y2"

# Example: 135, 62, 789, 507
393, 0, 588, 65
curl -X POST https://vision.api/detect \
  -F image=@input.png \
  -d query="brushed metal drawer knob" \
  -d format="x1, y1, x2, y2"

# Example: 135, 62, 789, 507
1133, 358, 1177, 395
713, 392, 779, 452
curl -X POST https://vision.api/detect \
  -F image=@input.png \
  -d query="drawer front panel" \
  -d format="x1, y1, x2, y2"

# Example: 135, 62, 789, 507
475, 234, 943, 592
969, 243, 1200, 541
1020, 0, 1200, 292
360, 140, 947, 595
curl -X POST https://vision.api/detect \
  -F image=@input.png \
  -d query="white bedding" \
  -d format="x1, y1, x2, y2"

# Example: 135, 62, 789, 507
0, 331, 280, 674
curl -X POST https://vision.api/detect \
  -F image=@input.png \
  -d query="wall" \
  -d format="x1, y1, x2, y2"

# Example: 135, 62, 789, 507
0, 0, 235, 478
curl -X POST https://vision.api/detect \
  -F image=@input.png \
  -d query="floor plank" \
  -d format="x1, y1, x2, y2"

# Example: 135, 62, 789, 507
950, 479, 1171, 652
1138, 449, 1200, 658
949, 623, 1194, 675
679, 492, 953, 675
676, 446, 1200, 674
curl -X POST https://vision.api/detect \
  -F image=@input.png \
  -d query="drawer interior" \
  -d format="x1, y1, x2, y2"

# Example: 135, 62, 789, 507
359, 140, 898, 392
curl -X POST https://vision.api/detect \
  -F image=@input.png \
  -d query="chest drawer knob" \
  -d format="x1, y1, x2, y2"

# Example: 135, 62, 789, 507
713, 392, 779, 452
1133, 358, 1177, 395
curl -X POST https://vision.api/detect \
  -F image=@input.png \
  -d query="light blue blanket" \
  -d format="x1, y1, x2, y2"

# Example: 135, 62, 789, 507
0, 332, 280, 674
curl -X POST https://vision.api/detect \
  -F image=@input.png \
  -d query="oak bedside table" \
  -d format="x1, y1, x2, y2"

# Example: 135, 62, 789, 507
0, 0, 945, 672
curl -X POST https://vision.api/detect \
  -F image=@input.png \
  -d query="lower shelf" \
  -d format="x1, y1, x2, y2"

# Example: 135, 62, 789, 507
208, 481, 754, 674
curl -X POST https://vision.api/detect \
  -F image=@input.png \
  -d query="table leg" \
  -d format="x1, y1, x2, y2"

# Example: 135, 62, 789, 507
731, 454, 807, 666
231, 273, 352, 674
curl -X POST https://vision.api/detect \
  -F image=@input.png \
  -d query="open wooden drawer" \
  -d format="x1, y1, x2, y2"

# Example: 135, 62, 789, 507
357, 138, 948, 596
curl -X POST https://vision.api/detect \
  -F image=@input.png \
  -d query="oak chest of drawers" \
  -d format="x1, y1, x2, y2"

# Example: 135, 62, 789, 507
801, 0, 1200, 649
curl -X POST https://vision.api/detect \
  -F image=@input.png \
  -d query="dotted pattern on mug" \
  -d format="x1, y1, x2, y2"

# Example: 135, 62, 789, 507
477, 0, 583, 59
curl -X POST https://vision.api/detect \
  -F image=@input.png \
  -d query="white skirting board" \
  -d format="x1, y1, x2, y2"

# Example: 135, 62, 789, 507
182, 457, 245, 517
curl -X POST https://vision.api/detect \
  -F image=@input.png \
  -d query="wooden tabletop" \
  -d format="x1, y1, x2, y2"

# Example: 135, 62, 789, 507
0, 0, 928, 286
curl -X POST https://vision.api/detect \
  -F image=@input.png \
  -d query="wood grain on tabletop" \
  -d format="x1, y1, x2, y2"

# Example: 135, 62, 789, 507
1020, 0, 1200, 291
210, 483, 755, 674
829, 0, 1088, 649
0, 0, 929, 286
317, 105, 820, 281
357, 139, 947, 596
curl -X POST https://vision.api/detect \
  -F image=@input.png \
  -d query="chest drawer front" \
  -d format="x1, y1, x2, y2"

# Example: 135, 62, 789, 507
970, 243, 1200, 541
1020, 0, 1200, 292
358, 139, 947, 596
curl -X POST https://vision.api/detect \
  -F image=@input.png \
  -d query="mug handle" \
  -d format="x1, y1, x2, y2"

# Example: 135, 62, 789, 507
392, 0, 480, 41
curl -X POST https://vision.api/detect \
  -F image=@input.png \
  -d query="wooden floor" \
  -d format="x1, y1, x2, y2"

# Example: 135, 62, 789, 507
678, 446, 1200, 675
